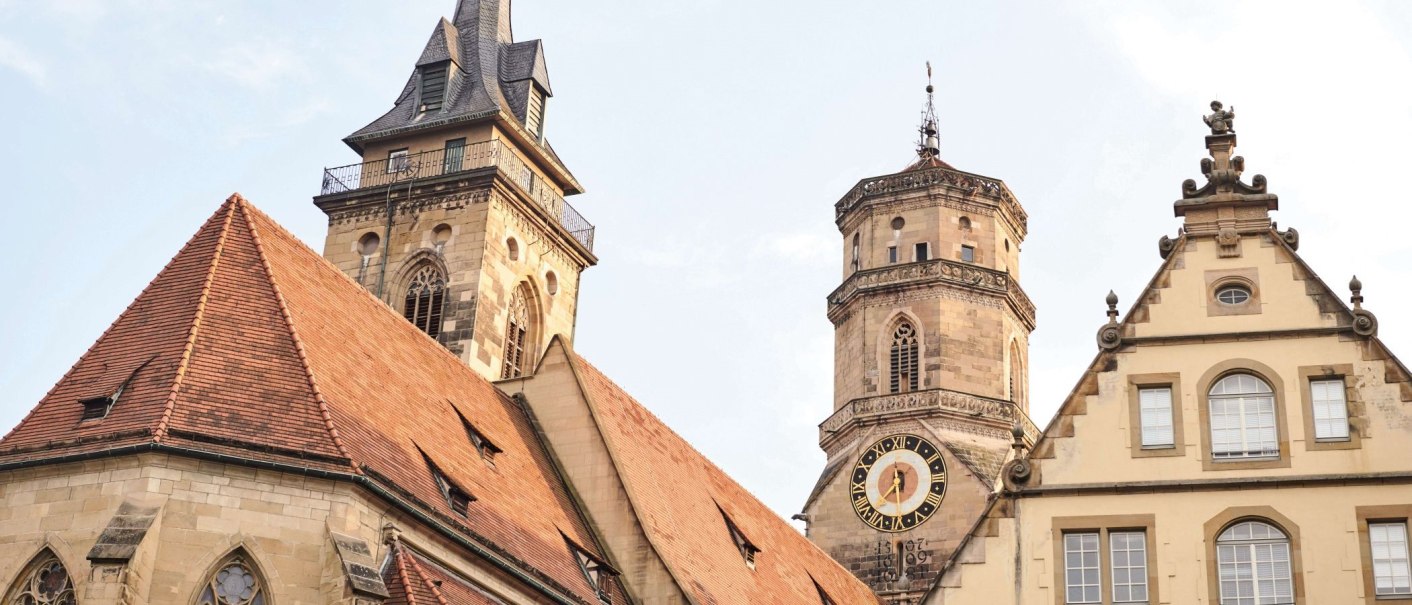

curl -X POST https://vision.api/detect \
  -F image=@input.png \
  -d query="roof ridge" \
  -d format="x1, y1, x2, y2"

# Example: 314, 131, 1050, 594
0, 202, 231, 443
391, 542, 423, 605
236, 198, 358, 470
153, 196, 238, 442
402, 544, 452, 605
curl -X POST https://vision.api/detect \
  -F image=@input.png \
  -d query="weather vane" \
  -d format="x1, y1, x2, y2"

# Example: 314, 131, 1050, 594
917, 62, 941, 159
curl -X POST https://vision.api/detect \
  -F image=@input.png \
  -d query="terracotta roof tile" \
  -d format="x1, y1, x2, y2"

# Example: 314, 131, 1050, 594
384, 542, 506, 605
567, 352, 880, 605
3, 195, 609, 604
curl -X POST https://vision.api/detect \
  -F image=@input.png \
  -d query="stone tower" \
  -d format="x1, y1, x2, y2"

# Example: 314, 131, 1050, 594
800, 81, 1038, 602
313, 0, 595, 382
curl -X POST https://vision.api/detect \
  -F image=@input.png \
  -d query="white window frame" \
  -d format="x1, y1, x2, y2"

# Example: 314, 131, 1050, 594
1216, 521, 1294, 605
387, 148, 410, 174
887, 245, 898, 264
1309, 379, 1350, 441
1208, 374, 1279, 460
1138, 387, 1174, 448
1109, 531, 1149, 604
961, 245, 975, 263
1372, 521, 1412, 597
1064, 532, 1101, 604
914, 242, 930, 262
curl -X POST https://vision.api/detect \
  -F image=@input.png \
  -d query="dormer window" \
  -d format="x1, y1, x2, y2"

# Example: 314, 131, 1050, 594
419, 63, 449, 112
719, 507, 760, 570
814, 580, 836, 605
451, 405, 502, 461
566, 539, 615, 604
78, 356, 154, 421
420, 451, 473, 517
526, 86, 547, 138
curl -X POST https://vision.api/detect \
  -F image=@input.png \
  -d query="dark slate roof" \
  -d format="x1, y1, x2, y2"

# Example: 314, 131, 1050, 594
345, 0, 551, 151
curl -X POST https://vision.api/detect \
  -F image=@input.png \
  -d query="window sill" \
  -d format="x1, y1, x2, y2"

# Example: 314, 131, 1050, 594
1314, 437, 1352, 443
1140, 444, 1175, 450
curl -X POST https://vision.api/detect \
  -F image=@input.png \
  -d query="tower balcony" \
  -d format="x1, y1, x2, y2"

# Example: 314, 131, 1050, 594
819, 388, 1040, 450
826, 258, 1036, 330
316, 140, 594, 252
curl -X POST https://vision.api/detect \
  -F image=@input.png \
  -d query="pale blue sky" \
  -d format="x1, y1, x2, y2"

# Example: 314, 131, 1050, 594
3, 0, 1411, 520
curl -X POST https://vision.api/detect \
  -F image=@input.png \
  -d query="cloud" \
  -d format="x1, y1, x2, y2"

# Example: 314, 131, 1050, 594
206, 42, 305, 91
757, 231, 835, 266
0, 36, 46, 86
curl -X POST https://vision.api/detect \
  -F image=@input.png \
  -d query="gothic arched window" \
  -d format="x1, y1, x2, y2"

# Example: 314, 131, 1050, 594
403, 265, 446, 338
889, 320, 920, 394
502, 286, 532, 379
196, 552, 267, 605
4, 551, 74, 605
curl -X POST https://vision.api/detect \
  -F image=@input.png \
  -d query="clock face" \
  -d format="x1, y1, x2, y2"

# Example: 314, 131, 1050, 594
849, 434, 947, 532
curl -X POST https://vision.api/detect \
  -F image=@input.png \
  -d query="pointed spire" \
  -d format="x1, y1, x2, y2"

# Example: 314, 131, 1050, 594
916, 62, 941, 159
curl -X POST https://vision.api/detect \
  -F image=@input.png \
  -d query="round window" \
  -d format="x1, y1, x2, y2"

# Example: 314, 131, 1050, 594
1215, 284, 1251, 305
891, 217, 906, 230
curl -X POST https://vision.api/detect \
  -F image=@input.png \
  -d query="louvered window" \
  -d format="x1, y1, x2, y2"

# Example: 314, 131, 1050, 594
403, 265, 446, 338
502, 287, 531, 379
1208, 373, 1278, 459
568, 542, 614, 604
889, 321, 920, 394
422, 453, 472, 517
526, 87, 546, 138
420, 63, 448, 112
720, 509, 760, 570
457, 411, 502, 460
1138, 387, 1174, 448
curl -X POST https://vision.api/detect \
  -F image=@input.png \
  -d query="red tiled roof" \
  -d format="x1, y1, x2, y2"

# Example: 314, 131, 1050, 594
565, 350, 880, 605
384, 542, 505, 605
1, 195, 608, 604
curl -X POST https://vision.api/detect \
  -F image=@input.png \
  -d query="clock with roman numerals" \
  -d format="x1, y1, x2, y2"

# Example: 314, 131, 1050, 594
849, 434, 947, 532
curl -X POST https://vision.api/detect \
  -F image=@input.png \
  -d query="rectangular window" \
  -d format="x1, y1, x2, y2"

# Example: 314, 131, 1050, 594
387, 148, 409, 174
887, 246, 898, 264
1209, 395, 1278, 459
442, 138, 466, 175
914, 242, 930, 262
851, 234, 860, 272
1372, 522, 1412, 596
1109, 532, 1148, 603
1064, 532, 1101, 604
1309, 379, 1350, 441
962, 245, 976, 263
1138, 387, 1174, 448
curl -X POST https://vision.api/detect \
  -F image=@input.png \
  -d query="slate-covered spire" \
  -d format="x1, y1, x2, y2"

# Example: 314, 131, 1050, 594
344, 0, 553, 153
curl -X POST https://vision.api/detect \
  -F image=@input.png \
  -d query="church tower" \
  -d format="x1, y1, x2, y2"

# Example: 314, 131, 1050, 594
801, 76, 1038, 602
313, 0, 595, 382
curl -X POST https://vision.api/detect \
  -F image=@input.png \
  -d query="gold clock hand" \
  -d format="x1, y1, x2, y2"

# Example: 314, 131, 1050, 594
874, 478, 899, 509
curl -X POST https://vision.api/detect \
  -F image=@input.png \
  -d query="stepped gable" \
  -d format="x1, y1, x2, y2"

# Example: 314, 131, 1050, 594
1, 195, 613, 605
566, 353, 881, 604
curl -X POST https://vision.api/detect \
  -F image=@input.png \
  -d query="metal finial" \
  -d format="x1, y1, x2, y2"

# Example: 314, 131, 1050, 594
916, 61, 940, 159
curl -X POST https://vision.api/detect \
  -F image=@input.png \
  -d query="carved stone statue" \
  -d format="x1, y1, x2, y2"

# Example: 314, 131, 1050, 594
1203, 100, 1235, 135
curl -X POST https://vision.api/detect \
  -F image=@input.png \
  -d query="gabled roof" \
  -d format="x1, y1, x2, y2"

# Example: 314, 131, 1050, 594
384, 541, 506, 605
345, 0, 550, 150
559, 344, 880, 604
1, 195, 611, 605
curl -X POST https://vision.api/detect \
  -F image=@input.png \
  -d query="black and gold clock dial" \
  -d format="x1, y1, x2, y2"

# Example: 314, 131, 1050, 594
848, 434, 947, 532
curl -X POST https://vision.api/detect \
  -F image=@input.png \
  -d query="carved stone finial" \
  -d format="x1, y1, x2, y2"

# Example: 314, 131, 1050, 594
1011, 421, 1026, 448
1350, 275, 1364, 305
1097, 291, 1123, 351
1348, 275, 1379, 337
1105, 291, 1119, 319
1203, 100, 1235, 135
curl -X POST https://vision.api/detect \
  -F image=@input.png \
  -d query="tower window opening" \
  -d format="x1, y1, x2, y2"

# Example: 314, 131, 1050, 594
914, 242, 930, 262
959, 216, 972, 231
387, 148, 410, 174
419, 63, 448, 112
851, 233, 860, 272
507, 237, 520, 261
442, 138, 466, 175
961, 245, 975, 263
403, 265, 446, 338
889, 320, 920, 394
887, 246, 898, 264
526, 87, 547, 138
502, 286, 532, 379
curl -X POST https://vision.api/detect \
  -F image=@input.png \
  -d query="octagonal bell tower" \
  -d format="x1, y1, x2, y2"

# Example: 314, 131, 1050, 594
800, 74, 1039, 603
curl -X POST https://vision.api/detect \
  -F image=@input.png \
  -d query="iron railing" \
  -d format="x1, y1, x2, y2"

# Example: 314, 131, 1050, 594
319, 140, 595, 251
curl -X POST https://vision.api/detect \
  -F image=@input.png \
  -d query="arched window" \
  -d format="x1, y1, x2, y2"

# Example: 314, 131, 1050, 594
1009, 341, 1025, 409
850, 233, 860, 272
1208, 373, 1278, 459
403, 265, 446, 338
889, 320, 919, 394
4, 550, 74, 605
1216, 520, 1294, 604
502, 286, 532, 379
196, 552, 268, 605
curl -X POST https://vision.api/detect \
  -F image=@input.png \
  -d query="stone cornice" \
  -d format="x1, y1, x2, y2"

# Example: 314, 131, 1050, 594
819, 388, 1040, 451
1015, 470, 1412, 497
834, 166, 1028, 238
826, 259, 1036, 330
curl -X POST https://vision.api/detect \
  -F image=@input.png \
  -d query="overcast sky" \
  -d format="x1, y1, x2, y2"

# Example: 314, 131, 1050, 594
2, 0, 1411, 522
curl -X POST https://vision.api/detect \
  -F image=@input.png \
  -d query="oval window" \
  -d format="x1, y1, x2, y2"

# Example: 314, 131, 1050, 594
1215, 284, 1251, 305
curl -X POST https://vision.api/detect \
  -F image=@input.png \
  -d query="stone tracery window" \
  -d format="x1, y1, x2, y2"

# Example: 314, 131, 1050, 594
4, 551, 74, 605
196, 553, 266, 605
889, 320, 920, 394
502, 286, 532, 379
403, 265, 446, 338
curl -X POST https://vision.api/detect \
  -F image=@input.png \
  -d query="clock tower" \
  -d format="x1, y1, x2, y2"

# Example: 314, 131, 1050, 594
800, 78, 1038, 602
